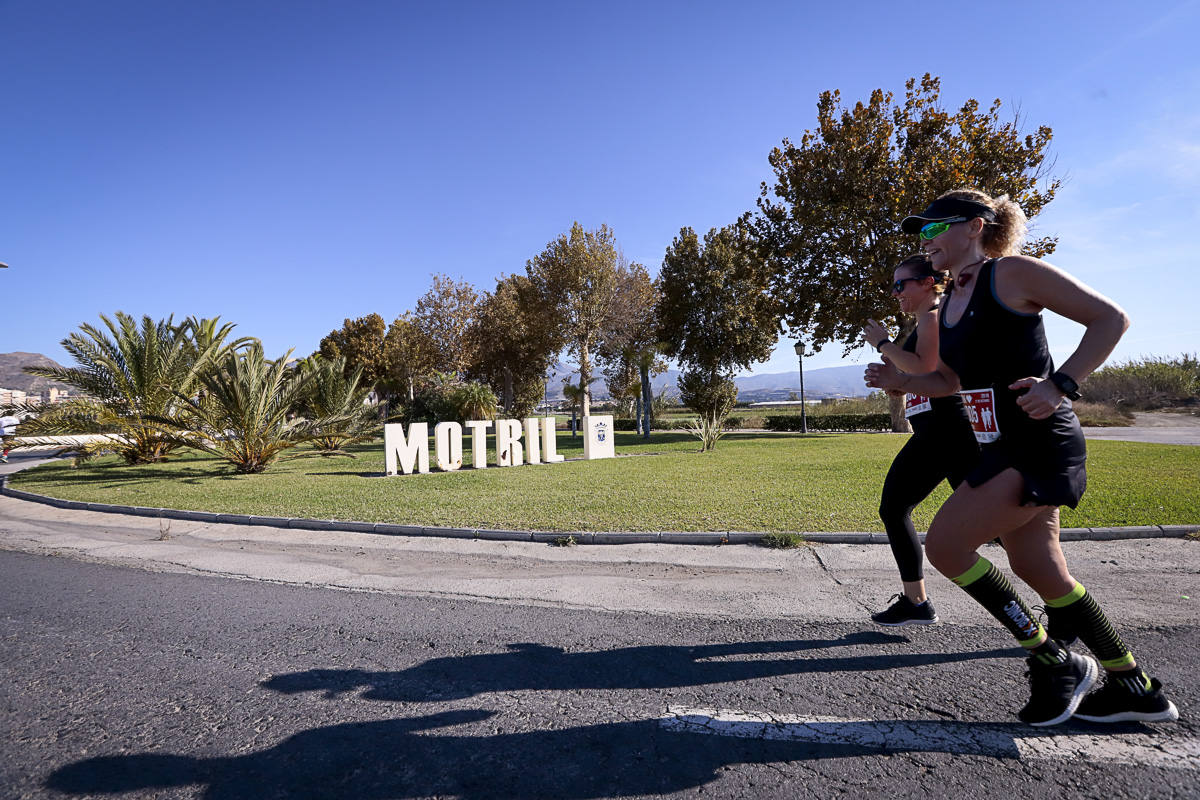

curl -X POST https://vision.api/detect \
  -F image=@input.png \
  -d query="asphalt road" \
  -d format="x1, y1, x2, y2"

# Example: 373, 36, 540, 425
2, 548, 1198, 800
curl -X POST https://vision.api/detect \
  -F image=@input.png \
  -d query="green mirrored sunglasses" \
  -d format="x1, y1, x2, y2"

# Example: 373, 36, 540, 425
918, 217, 968, 240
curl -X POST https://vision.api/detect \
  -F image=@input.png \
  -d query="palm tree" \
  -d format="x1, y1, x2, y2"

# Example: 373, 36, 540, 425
18, 313, 248, 464
160, 345, 318, 473
294, 355, 379, 455
449, 381, 498, 421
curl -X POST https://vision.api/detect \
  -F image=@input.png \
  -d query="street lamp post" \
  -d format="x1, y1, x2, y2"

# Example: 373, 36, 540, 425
793, 341, 808, 434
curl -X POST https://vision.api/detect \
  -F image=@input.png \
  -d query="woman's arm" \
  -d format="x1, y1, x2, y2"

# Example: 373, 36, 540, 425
864, 355, 961, 398
994, 256, 1130, 419
862, 309, 939, 375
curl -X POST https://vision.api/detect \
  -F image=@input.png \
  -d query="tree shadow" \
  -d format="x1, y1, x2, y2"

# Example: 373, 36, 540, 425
14, 464, 225, 489
260, 633, 1017, 702
45, 709, 1146, 799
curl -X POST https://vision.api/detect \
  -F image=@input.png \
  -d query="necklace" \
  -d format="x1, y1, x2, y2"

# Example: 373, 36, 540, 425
955, 258, 988, 287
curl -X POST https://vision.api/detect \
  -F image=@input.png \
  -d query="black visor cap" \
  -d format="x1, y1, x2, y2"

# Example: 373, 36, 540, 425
900, 197, 997, 234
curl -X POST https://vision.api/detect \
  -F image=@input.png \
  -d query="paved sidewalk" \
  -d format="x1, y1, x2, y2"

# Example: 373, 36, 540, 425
1082, 411, 1200, 446
2, 459, 1197, 626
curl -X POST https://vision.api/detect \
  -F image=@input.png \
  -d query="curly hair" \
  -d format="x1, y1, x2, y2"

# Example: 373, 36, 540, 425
937, 188, 1027, 257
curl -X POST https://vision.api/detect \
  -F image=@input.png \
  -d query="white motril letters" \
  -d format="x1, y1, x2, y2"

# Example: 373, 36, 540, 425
385, 415, 592, 476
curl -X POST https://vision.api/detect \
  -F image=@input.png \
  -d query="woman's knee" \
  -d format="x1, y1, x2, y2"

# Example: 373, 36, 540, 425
923, 520, 961, 572
878, 497, 914, 526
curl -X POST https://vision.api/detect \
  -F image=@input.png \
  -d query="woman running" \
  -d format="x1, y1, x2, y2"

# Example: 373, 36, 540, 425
865, 188, 1178, 726
862, 254, 978, 626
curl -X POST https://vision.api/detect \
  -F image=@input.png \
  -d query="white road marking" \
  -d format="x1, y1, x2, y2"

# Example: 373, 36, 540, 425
661, 707, 1199, 770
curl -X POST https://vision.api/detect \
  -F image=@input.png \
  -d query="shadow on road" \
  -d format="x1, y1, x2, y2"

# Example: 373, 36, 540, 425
47, 635, 1142, 798
47, 709, 1153, 799
258, 632, 1017, 702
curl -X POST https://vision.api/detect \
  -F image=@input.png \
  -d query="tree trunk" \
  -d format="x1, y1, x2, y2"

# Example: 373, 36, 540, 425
579, 342, 591, 417
502, 366, 514, 414
640, 361, 652, 439
889, 392, 911, 433
889, 314, 916, 433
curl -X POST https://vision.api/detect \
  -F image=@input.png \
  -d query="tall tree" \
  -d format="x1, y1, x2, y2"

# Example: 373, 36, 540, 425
467, 273, 558, 416
382, 313, 436, 403
318, 314, 389, 394
754, 75, 1060, 428
412, 274, 480, 378
657, 224, 780, 450
526, 222, 621, 417
594, 261, 664, 438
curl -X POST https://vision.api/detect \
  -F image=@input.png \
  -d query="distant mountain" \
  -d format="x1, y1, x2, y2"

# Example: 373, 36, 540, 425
546, 362, 870, 401
734, 365, 871, 401
0, 352, 71, 394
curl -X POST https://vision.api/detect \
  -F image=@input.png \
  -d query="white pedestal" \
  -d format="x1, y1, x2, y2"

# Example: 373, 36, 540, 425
582, 415, 615, 460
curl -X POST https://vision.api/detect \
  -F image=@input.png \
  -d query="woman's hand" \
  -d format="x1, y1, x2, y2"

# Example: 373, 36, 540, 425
1010, 377, 1064, 420
862, 319, 889, 350
865, 360, 904, 392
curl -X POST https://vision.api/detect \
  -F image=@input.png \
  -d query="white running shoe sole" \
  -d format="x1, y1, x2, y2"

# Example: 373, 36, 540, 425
873, 616, 940, 627
1074, 701, 1180, 723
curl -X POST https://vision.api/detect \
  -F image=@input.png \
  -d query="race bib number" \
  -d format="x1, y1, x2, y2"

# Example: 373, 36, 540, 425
904, 393, 932, 418
960, 388, 1001, 443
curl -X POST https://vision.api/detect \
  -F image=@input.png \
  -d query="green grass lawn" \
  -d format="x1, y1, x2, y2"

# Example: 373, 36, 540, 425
9, 432, 1198, 532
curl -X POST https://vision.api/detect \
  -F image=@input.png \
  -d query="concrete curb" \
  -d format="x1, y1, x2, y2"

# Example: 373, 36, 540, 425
3, 473, 1196, 546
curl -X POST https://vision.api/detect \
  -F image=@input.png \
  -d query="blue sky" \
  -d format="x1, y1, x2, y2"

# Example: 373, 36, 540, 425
2, 1, 1197, 378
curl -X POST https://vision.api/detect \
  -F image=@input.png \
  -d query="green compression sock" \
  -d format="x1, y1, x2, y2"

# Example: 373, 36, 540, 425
952, 557, 1065, 663
1045, 582, 1135, 669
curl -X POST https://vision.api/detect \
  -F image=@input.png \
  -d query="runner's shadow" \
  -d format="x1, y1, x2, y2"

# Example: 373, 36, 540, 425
261, 634, 1016, 702
47, 710, 1146, 799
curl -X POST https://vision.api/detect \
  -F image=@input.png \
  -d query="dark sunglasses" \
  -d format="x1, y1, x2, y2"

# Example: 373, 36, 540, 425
918, 217, 969, 240
892, 276, 927, 293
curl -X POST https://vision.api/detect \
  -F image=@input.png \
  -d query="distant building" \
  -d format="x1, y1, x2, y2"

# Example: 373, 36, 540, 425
0, 388, 28, 406
748, 399, 822, 407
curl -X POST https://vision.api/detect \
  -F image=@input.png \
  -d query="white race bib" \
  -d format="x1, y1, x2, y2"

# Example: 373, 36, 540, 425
959, 387, 1001, 443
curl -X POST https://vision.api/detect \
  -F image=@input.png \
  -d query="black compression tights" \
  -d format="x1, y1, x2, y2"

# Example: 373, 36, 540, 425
879, 431, 960, 582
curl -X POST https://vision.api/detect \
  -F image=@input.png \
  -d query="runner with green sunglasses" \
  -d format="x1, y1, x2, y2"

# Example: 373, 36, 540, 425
865, 188, 1178, 727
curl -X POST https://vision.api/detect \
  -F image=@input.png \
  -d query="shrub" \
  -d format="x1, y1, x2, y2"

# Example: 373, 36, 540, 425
1084, 355, 1199, 410
408, 378, 498, 424
161, 344, 316, 474
764, 413, 891, 432
761, 532, 807, 549
679, 372, 738, 451
1072, 401, 1134, 428
295, 355, 380, 455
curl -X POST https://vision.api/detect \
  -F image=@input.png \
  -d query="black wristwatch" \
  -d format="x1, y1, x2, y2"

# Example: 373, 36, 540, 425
1049, 371, 1082, 400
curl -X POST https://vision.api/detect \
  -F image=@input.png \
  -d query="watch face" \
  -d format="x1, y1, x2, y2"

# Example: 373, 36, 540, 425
1053, 372, 1080, 398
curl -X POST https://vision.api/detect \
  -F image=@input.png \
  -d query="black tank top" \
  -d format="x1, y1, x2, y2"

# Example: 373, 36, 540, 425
939, 258, 1073, 440
901, 326, 967, 436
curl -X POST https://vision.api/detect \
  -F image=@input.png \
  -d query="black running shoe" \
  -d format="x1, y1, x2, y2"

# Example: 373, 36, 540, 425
1074, 677, 1180, 723
1017, 651, 1098, 727
871, 594, 938, 626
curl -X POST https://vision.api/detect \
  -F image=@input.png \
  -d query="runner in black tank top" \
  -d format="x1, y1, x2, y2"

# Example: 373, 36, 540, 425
939, 258, 1086, 507
865, 190, 1177, 727
863, 254, 978, 626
